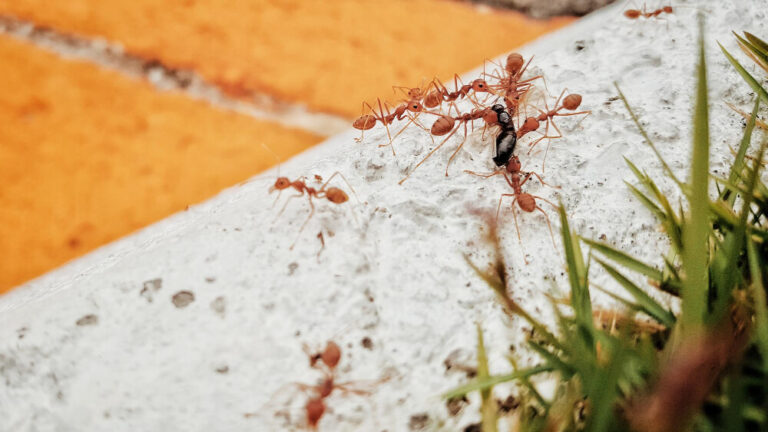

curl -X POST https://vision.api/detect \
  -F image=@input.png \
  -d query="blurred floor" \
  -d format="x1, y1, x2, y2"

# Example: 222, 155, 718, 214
0, 0, 573, 293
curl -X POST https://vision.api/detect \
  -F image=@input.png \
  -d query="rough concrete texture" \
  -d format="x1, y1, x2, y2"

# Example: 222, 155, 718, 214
1, 0, 767, 431
469, 0, 616, 18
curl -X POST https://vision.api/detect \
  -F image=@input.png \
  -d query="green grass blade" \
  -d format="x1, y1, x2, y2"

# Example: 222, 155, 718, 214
734, 32, 768, 72
681, 24, 711, 331
720, 42, 768, 105
615, 83, 683, 187
747, 234, 768, 373
745, 32, 768, 55
560, 204, 594, 335
722, 98, 760, 206
582, 238, 664, 282
595, 258, 676, 327
442, 365, 555, 399
475, 324, 498, 432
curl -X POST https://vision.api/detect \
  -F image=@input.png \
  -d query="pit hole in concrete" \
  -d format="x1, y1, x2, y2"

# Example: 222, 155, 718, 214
172, 291, 195, 308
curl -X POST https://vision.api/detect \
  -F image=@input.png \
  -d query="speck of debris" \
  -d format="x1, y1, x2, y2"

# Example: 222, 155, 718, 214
140, 278, 163, 302
17, 327, 28, 339
172, 291, 195, 308
76, 314, 99, 326
446, 396, 468, 416
575, 40, 585, 51
215, 365, 229, 374
408, 413, 430, 431
210, 296, 226, 317
288, 262, 299, 275
361, 337, 373, 349
463, 423, 481, 432
205, 277, 216, 283
497, 395, 519, 413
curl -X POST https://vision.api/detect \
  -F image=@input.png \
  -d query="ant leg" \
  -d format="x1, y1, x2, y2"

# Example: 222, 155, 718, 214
398, 124, 460, 185
275, 192, 305, 221
271, 189, 284, 208
290, 197, 315, 250
524, 171, 561, 189
533, 203, 557, 250
464, 169, 504, 179
445, 122, 470, 176
495, 193, 516, 222
377, 99, 394, 145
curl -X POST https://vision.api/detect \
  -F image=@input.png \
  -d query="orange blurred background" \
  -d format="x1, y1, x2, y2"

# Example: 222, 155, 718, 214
0, 0, 573, 293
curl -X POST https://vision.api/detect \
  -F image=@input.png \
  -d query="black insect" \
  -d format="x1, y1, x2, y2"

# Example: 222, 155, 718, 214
491, 104, 517, 167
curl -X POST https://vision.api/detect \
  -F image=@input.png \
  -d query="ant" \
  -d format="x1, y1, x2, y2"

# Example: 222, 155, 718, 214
353, 98, 431, 156
253, 341, 381, 429
425, 75, 493, 107
270, 172, 355, 249
515, 91, 589, 171
623, 2, 673, 19
398, 102, 507, 183
484, 53, 544, 116
465, 155, 559, 260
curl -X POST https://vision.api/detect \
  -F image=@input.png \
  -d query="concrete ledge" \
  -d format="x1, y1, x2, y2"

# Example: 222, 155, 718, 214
1, 1, 765, 430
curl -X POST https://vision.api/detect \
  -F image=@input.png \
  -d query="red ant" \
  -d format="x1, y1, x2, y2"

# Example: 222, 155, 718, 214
484, 53, 544, 116
254, 341, 382, 429
270, 172, 356, 249
624, 2, 673, 19
398, 102, 506, 184
353, 97, 432, 156
465, 155, 559, 261
516, 91, 590, 171
425, 75, 492, 108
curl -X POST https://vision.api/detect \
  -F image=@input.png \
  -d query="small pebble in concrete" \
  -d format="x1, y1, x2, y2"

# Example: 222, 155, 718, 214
171, 291, 195, 308
76, 314, 98, 326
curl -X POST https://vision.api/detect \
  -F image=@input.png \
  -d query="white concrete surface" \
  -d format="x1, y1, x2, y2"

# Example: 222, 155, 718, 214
1, 1, 766, 430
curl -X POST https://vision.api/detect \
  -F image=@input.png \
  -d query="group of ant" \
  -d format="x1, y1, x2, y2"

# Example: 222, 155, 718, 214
351, 52, 590, 250
269, 52, 590, 253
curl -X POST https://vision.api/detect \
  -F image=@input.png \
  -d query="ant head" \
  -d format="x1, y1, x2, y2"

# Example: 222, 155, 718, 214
407, 88, 423, 99
662, 6, 673, 13
270, 177, 291, 193
321, 341, 342, 369
353, 114, 376, 131
562, 94, 582, 110
325, 188, 349, 204
407, 101, 423, 112
491, 104, 506, 114
505, 53, 524, 75
522, 117, 539, 133
471, 79, 488, 92
506, 156, 521, 173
